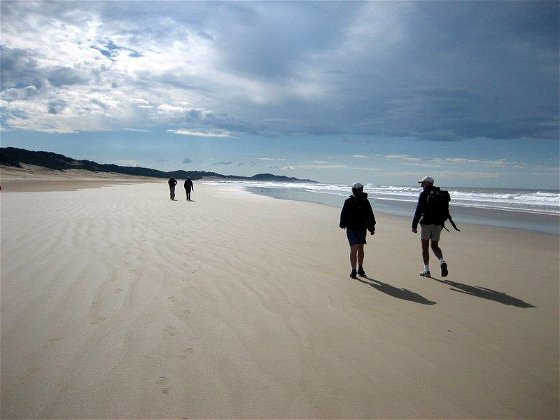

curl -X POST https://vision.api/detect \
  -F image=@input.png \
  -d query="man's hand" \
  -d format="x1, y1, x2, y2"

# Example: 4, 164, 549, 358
369, 228, 375, 235
412, 227, 417, 233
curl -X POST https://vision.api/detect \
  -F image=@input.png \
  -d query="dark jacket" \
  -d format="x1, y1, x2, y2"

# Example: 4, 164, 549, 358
339, 192, 376, 231
412, 186, 447, 228
184, 179, 193, 191
168, 178, 177, 187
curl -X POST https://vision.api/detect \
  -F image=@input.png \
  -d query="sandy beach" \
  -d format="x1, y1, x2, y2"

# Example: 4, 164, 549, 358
1, 171, 558, 419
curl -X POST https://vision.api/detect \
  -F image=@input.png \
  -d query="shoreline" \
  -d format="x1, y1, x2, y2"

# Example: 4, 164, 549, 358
1, 180, 558, 418
243, 185, 560, 235
2, 167, 558, 236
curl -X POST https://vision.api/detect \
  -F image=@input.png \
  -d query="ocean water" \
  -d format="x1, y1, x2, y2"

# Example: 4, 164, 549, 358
210, 180, 560, 235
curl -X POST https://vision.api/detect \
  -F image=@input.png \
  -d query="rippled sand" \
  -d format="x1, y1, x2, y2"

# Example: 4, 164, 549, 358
1, 177, 558, 418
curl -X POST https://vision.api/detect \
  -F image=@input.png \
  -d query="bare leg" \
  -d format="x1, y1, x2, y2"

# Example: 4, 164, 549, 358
350, 245, 359, 270
357, 244, 365, 267
431, 241, 443, 259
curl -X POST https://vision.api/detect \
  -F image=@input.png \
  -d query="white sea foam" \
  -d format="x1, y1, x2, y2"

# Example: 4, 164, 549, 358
212, 180, 560, 216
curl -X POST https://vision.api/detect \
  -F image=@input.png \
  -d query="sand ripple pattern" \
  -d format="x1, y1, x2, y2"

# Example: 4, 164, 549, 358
1, 182, 558, 418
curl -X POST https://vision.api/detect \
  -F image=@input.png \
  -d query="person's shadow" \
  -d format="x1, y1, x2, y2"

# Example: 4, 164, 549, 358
355, 275, 436, 305
432, 278, 535, 308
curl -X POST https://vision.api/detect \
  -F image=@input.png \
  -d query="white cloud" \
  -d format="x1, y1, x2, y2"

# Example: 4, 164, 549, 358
440, 158, 508, 167
168, 128, 232, 138
152, 104, 214, 123
352, 155, 369, 159
287, 163, 347, 170
385, 154, 511, 168
385, 154, 422, 162
114, 160, 140, 167
124, 128, 151, 132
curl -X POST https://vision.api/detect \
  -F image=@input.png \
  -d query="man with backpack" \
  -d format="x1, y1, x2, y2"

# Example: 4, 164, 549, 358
339, 182, 376, 279
412, 176, 451, 278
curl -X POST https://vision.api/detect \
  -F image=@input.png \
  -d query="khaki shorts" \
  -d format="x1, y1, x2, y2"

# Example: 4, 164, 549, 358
420, 224, 443, 241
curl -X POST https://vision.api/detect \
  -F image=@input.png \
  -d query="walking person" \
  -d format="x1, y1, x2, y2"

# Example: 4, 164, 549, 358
184, 178, 194, 201
339, 182, 376, 279
168, 177, 177, 200
412, 176, 449, 277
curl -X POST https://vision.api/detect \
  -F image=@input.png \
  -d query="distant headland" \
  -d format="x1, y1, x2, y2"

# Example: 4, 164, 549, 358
0, 147, 316, 183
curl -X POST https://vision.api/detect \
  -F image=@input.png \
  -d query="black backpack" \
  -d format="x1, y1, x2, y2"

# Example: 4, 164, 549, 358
426, 190, 460, 231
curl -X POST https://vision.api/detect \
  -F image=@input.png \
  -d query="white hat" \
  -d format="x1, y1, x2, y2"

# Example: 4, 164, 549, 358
418, 176, 434, 184
352, 182, 363, 189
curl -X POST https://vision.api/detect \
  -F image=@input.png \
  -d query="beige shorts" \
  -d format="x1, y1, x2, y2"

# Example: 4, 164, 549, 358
420, 224, 443, 241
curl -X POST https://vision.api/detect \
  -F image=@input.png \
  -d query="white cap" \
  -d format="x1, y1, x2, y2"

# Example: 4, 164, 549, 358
352, 182, 363, 189
418, 176, 434, 184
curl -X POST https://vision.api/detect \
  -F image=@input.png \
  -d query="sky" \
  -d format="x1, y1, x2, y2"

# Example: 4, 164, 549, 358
1, 1, 558, 189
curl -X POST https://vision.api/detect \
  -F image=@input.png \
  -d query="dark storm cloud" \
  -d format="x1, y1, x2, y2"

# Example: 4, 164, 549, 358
0, 1, 557, 141
205, 2, 356, 79
47, 99, 67, 114
0, 47, 43, 89
1, 47, 89, 92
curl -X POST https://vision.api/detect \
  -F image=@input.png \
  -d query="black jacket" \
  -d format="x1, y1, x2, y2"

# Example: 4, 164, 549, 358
339, 192, 376, 231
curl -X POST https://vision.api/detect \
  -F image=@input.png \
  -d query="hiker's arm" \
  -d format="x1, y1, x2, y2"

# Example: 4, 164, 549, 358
339, 202, 348, 228
412, 195, 423, 231
367, 201, 376, 233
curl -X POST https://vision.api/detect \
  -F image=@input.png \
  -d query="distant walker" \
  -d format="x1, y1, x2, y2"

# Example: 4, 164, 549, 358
168, 177, 177, 200
184, 178, 194, 201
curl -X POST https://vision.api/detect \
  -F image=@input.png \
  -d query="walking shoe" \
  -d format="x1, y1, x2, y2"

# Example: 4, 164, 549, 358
357, 267, 366, 277
419, 270, 431, 277
350, 269, 357, 279
441, 262, 448, 277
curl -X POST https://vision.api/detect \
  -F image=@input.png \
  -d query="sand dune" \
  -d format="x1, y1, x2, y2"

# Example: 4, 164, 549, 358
1, 180, 558, 418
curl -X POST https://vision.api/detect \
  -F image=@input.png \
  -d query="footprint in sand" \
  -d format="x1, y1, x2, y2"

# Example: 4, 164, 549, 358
164, 325, 176, 336
178, 309, 191, 319
178, 348, 194, 359
168, 296, 177, 303
91, 316, 107, 325
44, 337, 61, 348
157, 376, 170, 394
114, 288, 123, 294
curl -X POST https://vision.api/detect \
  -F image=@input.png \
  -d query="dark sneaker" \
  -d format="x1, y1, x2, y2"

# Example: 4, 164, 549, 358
357, 267, 366, 277
419, 270, 431, 277
350, 269, 357, 279
441, 262, 448, 277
